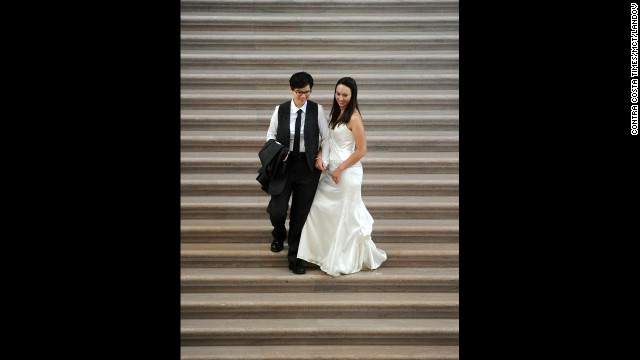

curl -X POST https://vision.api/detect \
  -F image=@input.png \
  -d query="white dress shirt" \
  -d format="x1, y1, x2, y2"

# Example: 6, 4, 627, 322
266, 99, 330, 165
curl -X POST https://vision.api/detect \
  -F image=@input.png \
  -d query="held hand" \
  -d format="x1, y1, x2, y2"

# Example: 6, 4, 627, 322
331, 168, 342, 184
315, 158, 326, 171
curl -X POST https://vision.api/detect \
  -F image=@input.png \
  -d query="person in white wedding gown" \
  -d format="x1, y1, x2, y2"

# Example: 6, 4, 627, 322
297, 77, 387, 276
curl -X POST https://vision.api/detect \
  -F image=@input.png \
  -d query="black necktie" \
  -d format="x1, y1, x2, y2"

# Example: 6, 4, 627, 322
293, 109, 302, 156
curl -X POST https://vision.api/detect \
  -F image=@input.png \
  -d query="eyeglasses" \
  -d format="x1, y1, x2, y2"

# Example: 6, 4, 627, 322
294, 90, 312, 96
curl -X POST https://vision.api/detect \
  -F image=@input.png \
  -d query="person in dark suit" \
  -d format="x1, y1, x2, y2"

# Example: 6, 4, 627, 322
265, 71, 330, 274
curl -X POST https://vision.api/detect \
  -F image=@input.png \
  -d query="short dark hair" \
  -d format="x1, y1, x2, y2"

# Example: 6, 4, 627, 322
289, 71, 314, 89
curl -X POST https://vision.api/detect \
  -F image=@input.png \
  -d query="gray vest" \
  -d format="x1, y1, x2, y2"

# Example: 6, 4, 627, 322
276, 100, 319, 171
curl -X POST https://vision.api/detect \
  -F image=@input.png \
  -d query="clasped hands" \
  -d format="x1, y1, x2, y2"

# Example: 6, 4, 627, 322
315, 158, 342, 184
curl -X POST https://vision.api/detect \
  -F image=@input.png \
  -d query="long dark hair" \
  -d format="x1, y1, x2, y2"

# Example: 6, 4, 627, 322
329, 77, 361, 130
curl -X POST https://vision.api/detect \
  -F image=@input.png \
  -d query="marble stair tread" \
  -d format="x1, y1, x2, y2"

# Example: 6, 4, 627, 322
180, 195, 459, 204
181, 173, 458, 181
182, 266, 457, 278
181, 267, 458, 293
181, 218, 458, 243
180, 345, 459, 360
181, 243, 457, 268
180, 196, 458, 220
181, 242, 457, 253
181, 53, 458, 71
181, 12, 459, 22
181, 33, 458, 51
180, 173, 458, 192
181, 318, 459, 332
181, 218, 458, 226
181, 89, 458, 101
181, 31, 459, 39
181, 173, 458, 196
182, 119, 457, 132
181, 151, 459, 159
182, 292, 457, 304
181, 0, 460, 12
181, 130, 459, 137
180, 108, 458, 116
181, 318, 459, 344
180, 69, 458, 79
180, 151, 459, 173
180, 118, 458, 130
180, 112, 459, 130
182, 292, 458, 319
181, 50, 458, 71
181, 49, 458, 56
180, 131, 459, 152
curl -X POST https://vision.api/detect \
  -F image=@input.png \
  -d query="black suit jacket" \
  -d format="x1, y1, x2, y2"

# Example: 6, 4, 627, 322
256, 139, 290, 195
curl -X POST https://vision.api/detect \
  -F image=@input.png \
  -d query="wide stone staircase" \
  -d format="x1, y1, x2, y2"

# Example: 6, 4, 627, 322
181, 0, 459, 358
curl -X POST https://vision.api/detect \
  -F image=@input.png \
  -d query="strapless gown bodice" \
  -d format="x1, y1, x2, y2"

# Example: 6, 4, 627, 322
327, 123, 361, 168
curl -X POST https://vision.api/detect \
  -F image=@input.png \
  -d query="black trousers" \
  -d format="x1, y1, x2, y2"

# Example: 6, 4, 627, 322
267, 152, 321, 263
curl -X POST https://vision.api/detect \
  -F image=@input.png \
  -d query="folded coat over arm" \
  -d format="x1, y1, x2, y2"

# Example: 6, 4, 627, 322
256, 139, 290, 195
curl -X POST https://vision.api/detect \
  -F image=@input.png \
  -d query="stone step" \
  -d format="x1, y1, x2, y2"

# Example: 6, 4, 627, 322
181, 13, 459, 32
181, 151, 459, 174
181, 243, 458, 268
181, 89, 458, 111
180, 109, 458, 131
181, 131, 459, 152
180, 196, 459, 220
180, 71, 459, 91
181, 32, 458, 51
181, 173, 458, 196
180, 345, 459, 360
181, 0, 459, 14
181, 318, 459, 346
181, 292, 458, 319
181, 218, 458, 244
181, 267, 458, 293
181, 51, 458, 71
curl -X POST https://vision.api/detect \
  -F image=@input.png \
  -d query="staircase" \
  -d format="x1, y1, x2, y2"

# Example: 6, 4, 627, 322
181, 0, 459, 358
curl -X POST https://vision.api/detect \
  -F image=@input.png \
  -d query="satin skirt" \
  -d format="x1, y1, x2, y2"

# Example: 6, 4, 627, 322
298, 164, 387, 276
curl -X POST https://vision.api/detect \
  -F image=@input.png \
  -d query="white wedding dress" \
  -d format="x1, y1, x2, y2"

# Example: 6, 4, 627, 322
297, 123, 387, 276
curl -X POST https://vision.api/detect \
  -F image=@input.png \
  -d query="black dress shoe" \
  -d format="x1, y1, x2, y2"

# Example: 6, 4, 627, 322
270, 239, 284, 253
289, 260, 306, 274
